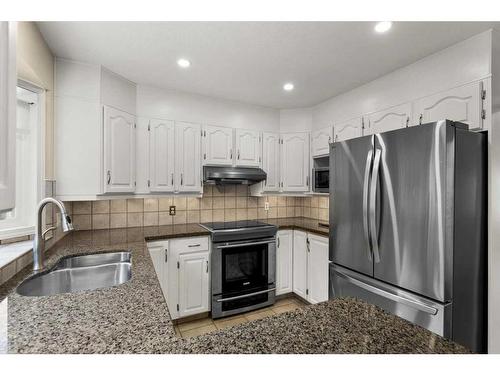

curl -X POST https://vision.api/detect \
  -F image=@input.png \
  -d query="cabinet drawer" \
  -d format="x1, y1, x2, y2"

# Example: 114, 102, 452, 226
171, 236, 209, 253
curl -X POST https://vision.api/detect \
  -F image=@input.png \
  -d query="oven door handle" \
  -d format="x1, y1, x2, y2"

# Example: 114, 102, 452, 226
216, 288, 276, 302
216, 240, 276, 249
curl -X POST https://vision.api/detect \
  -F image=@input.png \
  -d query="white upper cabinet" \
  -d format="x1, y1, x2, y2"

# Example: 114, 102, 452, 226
333, 117, 363, 142
203, 125, 233, 166
306, 233, 329, 304
276, 230, 293, 296
311, 127, 333, 157
365, 102, 411, 135
261, 132, 280, 192
235, 129, 261, 167
0, 22, 16, 217
412, 80, 486, 130
175, 121, 201, 193
149, 119, 175, 192
103, 106, 136, 193
281, 132, 310, 192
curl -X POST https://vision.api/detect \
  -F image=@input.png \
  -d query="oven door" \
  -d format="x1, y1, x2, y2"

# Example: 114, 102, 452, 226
313, 168, 329, 193
212, 238, 276, 317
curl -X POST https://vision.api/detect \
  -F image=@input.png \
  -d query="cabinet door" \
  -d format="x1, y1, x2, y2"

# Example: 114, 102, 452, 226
276, 230, 293, 296
175, 121, 201, 192
148, 241, 169, 301
365, 103, 411, 135
203, 125, 233, 166
178, 251, 210, 317
235, 129, 261, 167
0, 22, 16, 217
412, 81, 484, 130
306, 234, 329, 304
281, 133, 309, 192
292, 230, 308, 299
149, 119, 175, 192
333, 117, 363, 142
311, 127, 333, 157
262, 132, 280, 192
103, 106, 136, 193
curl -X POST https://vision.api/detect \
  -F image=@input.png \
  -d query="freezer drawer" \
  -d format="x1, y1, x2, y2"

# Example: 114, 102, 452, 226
329, 264, 452, 338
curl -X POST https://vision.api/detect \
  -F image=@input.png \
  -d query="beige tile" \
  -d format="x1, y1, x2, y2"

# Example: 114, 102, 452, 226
319, 208, 329, 221
224, 196, 236, 209
159, 212, 173, 226
144, 198, 159, 212
173, 211, 187, 225
203, 185, 213, 196
277, 196, 287, 207
200, 210, 213, 223
72, 214, 91, 230
187, 197, 200, 210
258, 208, 268, 220
158, 197, 173, 211
224, 185, 236, 197
247, 208, 258, 220
214, 316, 248, 330
92, 214, 110, 229
213, 209, 224, 222
258, 197, 267, 207
16, 252, 32, 271
110, 213, 127, 228
236, 185, 248, 196
178, 317, 214, 332
201, 197, 212, 210
212, 186, 225, 197
127, 212, 144, 227
224, 209, 236, 221
236, 197, 247, 209
311, 196, 319, 208
173, 197, 187, 210
1, 261, 16, 284
181, 324, 217, 338
244, 309, 276, 321
319, 196, 329, 208
272, 303, 301, 314
303, 207, 311, 218
267, 207, 277, 219
110, 199, 127, 213
73, 201, 91, 214
144, 212, 159, 226
62, 201, 72, 214
247, 197, 258, 208
303, 197, 312, 207
295, 206, 304, 217
187, 210, 200, 224
92, 200, 110, 214
286, 207, 295, 217
127, 199, 144, 213
236, 209, 247, 221
310, 207, 319, 219
267, 196, 277, 207
277, 207, 287, 218
212, 197, 225, 209
286, 197, 296, 207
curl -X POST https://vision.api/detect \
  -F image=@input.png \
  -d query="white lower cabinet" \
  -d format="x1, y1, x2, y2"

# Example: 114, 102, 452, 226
276, 230, 293, 296
147, 240, 169, 300
292, 230, 308, 300
178, 251, 210, 317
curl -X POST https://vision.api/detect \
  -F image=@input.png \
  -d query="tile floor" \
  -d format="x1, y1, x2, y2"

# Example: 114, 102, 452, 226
174, 296, 306, 338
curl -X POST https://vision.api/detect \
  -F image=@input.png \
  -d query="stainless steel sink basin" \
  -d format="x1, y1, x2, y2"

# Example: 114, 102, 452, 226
16, 252, 132, 297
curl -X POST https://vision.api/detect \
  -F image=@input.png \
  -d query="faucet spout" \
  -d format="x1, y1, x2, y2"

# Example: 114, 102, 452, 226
33, 198, 73, 272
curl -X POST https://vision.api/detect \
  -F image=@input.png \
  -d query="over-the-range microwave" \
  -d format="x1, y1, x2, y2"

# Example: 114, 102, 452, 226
312, 167, 329, 193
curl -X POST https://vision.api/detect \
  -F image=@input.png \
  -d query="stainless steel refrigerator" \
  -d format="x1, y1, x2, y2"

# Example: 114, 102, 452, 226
329, 120, 487, 353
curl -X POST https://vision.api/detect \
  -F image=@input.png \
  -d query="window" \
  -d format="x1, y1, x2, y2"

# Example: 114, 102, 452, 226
0, 85, 42, 239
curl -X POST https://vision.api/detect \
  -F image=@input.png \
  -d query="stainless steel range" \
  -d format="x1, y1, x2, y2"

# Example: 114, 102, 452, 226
200, 220, 277, 319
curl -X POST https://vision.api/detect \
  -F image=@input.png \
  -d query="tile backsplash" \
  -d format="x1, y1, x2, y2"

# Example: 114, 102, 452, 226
66, 186, 330, 231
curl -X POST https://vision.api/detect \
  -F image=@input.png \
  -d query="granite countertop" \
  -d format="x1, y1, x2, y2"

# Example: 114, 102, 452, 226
0, 223, 468, 354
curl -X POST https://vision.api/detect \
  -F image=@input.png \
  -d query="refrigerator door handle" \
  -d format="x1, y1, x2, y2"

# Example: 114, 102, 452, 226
369, 148, 382, 263
362, 149, 374, 261
334, 268, 438, 315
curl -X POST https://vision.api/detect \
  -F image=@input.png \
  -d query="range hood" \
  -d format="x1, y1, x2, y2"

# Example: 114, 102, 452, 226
203, 166, 267, 185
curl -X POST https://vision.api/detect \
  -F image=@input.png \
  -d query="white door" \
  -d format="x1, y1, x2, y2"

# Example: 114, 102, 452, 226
292, 230, 308, 299
175, 121, 201, 193
412, 81, 485, 130
203, 125, 233, 166
103, 105, 136, 193
306, 234, 329, 304
0, 22, 16, 217
365, 102, 411, 135
276, 230, 293, 296
281, 133, 309, 192
178, 251, 210, 317
148, 241, 169, 301
311, 127, 333, 157
262, 132, 280, 192
333, 117, 363, 142
235, 129, 261, 167
149, 119, 175, 192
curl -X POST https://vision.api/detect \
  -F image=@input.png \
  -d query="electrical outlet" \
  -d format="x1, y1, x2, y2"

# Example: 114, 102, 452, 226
169, 206, 176, 216
264, 202, 269, 211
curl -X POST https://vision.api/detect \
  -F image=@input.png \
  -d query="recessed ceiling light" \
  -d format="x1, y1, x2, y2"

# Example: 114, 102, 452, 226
177, 58, 191, 68
283, 83, 294, 91
374, 21, 392, 33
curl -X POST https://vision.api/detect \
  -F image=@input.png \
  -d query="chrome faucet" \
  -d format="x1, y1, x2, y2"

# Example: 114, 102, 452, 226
33, 198, 74, 272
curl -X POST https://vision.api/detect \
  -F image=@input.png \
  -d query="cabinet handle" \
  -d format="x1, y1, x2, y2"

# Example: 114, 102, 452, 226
188, 244, 201, 247
419, 114, 423, 125
164, 249, 168, 262
180, 173, 183, 185
237, 150, 240, 160
206, 260, 209, 273
306, 176, 309, 187
171, 173, 174, 186
277, 237, 280, 248
107, 170, 111, 185
230, 149, 233, 159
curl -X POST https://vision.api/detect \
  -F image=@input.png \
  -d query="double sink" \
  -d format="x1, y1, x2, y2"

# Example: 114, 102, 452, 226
17, 252, 132, 297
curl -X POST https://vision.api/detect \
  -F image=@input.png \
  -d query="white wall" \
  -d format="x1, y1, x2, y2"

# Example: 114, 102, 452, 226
279, 108, 313, 133
311, 30, 493, 130
136, 84, 280, 131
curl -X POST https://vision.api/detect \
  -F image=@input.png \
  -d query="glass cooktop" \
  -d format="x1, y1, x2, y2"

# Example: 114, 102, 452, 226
200, 220, 273, 231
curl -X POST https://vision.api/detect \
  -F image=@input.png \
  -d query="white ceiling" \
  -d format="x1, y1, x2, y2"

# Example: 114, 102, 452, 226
38, 22, 499, 109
